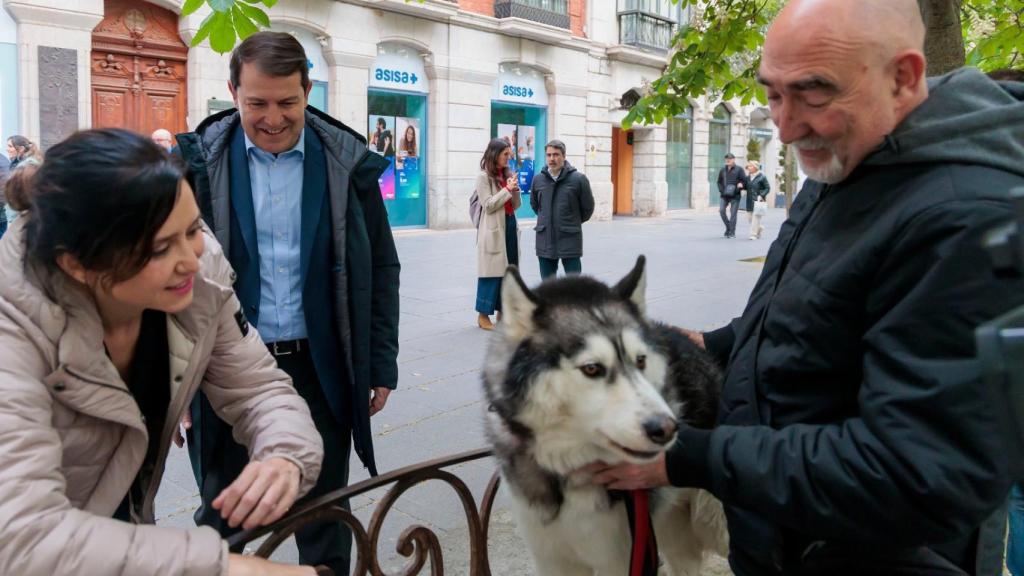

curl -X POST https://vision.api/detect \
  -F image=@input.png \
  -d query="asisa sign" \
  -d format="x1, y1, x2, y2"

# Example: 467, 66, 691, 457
492, 63, 548, 107
369, 43, 428, 94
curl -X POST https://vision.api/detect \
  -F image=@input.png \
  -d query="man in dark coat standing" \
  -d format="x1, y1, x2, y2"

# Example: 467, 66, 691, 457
530, 139, 595, 279
586, 0, 1024, 574
176, 32, 400, 575
716, 152, 748, 238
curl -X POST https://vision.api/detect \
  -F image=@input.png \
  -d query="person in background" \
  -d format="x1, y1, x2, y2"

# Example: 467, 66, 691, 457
7, 135, 40, 171
474, 138, 521, 331
0, 153, 9, 237
0, 128, 323, 576
150, 128, 174, 152
529, 139, 594, 279
745, 160, 771, 240
716, 152, 749, 238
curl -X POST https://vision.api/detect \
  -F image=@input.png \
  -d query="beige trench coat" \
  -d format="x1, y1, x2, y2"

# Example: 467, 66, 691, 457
0, 218, 324, 576
476, 170, 522, 278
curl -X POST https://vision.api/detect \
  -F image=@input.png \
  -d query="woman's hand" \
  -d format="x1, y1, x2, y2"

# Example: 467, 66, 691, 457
213, 458, 301, 531
227, 554, 317, 576
507, 176, 520, 192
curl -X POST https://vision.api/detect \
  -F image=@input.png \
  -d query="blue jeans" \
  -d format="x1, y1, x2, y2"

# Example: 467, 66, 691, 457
1009, 483, 1024, 575
719, 194, 740, 236
539, 257, 581, 280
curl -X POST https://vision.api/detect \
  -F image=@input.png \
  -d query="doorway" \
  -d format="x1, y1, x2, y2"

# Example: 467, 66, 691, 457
611, 126, 634, 215
91, 0, 188, 140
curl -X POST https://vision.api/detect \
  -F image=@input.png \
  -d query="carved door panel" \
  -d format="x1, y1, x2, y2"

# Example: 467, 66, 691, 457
91, 0, 188, 139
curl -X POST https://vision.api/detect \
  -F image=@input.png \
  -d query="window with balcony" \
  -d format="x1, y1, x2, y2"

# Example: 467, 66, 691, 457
494, 0, 570, 29
617, 0, 689, 51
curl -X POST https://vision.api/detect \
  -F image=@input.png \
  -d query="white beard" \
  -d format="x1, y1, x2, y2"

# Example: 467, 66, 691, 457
794, 138, 846, 184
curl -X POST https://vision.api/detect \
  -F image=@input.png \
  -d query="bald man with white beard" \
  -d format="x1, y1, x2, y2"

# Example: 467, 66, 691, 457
586, 0, 1024, 573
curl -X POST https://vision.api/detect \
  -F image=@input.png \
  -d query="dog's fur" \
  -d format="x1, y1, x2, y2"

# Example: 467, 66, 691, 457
483, 257, 729, 576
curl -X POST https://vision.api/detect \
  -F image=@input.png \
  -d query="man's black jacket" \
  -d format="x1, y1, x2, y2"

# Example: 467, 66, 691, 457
668, 68, 1024, 575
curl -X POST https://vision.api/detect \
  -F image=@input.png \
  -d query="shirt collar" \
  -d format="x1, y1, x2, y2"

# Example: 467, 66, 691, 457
243, 127, 305, 159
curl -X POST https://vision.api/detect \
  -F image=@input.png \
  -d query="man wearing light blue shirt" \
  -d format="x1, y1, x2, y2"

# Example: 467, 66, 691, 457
246, 130, 307, 343
180, 32, 401, 576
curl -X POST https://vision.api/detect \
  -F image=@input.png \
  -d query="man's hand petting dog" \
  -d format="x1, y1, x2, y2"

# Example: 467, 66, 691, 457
580, 454, 670, 491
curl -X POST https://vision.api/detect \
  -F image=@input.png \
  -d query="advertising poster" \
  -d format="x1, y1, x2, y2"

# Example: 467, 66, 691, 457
516, 124, 536, 196
395, 117, 422, 199
368, 115, 396, 158
368, 114, 397, 200
496, 123, 519, 174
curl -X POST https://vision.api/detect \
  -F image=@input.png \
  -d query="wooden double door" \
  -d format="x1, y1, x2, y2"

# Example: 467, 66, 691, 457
91, 0, 188, 139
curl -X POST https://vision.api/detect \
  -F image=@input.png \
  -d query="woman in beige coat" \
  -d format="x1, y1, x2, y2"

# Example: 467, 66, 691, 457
0, 129, 324, 576
475, 138, 522, 330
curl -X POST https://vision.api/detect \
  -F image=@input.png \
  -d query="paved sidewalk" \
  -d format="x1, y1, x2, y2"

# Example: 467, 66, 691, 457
157, 207, 785, 574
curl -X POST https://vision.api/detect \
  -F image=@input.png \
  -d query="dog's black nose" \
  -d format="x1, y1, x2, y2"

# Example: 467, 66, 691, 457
643, 416, 678, 445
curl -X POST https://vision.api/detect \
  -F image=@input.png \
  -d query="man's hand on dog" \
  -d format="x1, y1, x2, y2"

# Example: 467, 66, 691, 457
579, 455, 670, 490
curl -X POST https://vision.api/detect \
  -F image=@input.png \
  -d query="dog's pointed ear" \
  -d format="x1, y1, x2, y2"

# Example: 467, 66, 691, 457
501, 265, 538, 339
613, 255, 647, 314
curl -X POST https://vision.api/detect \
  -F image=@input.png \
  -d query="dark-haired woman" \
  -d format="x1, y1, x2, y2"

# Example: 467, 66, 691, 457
475, 138, 521, 330
0, 129, 323, 576
7, 134, 39, 170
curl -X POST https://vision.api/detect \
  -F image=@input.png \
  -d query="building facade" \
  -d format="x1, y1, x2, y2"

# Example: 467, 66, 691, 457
1, 0, 780, 228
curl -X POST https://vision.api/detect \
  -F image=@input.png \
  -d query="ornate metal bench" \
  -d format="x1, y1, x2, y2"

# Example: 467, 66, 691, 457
231, 448, 501, 575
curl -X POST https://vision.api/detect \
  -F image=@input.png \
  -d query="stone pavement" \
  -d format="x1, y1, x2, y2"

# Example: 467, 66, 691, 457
156, 206, 786, 574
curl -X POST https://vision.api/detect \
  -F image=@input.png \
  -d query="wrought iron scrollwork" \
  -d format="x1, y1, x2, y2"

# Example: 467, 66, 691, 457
231, 448, 501, 575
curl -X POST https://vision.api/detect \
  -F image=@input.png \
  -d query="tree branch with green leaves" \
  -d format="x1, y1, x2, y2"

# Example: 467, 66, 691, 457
185, 0, 276, 54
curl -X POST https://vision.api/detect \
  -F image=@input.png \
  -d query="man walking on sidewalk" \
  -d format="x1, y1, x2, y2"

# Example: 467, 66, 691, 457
530, 139, 595, 279
717, 152, 749, 238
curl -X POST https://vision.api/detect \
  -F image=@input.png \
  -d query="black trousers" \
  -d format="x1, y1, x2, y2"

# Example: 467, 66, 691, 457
719, 194, 741, 235
191, 347, 352, 575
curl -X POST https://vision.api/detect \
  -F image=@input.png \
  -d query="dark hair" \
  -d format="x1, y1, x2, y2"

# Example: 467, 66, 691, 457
230, 31, 310, 90
987, 68, 1024, 82
376, 117, 386, 129
480, 138, 512, 182
544, 139, 566, 156
8, 135, 38, 160
16, 129, 185, 285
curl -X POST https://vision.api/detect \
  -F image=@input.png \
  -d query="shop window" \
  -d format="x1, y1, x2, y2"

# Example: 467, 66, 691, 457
491, 102, 547, 220
367, 90, 428, 227
667, 106, 693, 209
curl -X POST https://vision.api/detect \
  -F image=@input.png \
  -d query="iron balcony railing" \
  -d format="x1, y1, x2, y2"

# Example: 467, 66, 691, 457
494, 0, 570, 30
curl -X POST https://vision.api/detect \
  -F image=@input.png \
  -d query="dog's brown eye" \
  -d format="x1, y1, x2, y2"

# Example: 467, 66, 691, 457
636, 355, 647, 370
580, 363, 607, 378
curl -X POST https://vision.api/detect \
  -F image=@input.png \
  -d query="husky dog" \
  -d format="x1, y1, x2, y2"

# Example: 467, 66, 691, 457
483, 256, 728, 576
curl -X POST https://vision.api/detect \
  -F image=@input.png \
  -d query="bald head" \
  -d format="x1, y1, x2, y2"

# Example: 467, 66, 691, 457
758, 0, 929, 184
768, 0, 924, 63
151, 128, 173, 151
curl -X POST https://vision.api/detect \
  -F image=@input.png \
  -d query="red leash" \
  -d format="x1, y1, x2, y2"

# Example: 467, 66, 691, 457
628, 489, 658, 576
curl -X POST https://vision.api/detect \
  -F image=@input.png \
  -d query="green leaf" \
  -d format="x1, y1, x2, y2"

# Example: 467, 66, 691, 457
209, 11, 237, 53
182, 0, 205, 16
207, 0, 234, 12
236, 2, 270, 28
231, 5, 259, 39
189, 10, 217, 47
